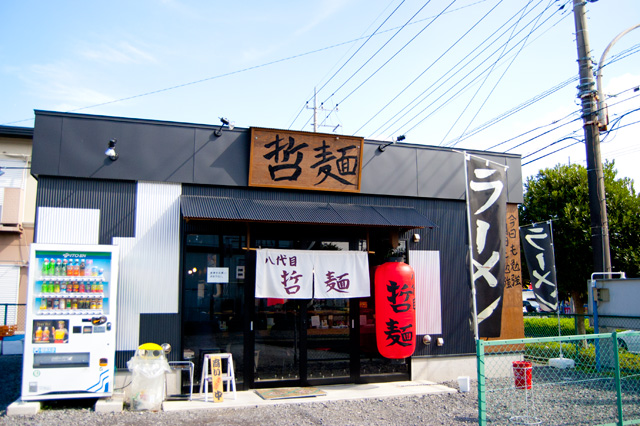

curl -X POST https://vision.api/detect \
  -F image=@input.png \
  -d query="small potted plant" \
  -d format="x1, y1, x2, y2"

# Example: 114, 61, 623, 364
384, 248, 405, 263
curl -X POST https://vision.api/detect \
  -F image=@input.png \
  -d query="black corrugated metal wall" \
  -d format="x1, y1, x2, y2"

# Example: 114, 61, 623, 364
33, 177, 475, 363
35, 176, 137, 244
182, 184, 475, 357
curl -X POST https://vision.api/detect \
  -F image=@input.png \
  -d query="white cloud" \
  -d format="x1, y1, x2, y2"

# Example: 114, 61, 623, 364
157, 0, 201, 20
239, 0, 353, 63
293, 0, 352, 37
22, 62, 114, 110
79, 41, 157, 64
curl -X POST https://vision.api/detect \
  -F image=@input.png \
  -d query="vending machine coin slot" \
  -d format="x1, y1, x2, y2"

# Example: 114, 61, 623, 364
33, 352, 90, 368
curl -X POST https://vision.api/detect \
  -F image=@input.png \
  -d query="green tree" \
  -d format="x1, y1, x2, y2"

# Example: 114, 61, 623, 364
519, 161, 640, 325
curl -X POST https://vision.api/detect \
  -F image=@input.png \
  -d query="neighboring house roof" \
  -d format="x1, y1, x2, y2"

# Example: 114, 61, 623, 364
0, 125, 33, 139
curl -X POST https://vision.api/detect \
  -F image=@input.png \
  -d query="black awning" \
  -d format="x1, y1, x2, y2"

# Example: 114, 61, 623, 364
180, 195, 436, 229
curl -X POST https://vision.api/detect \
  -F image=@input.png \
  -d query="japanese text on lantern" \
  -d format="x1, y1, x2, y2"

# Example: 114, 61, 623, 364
505, 207, 522, 289
384, 280, 415, 347
249, 128, 363, 192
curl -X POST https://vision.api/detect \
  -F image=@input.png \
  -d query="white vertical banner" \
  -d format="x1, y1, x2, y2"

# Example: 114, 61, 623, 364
410, 250, 442, 335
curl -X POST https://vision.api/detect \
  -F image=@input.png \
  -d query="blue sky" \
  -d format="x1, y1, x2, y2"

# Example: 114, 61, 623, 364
1, 0, 639, 186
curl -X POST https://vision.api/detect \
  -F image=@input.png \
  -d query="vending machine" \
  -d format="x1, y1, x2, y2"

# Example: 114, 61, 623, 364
21, 243, 119, 401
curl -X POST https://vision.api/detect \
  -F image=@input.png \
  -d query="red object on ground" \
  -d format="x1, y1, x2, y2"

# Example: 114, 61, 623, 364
512, 361, 533, 389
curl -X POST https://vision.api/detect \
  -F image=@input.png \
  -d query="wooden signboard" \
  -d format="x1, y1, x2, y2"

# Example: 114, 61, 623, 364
210, 355, 224, 403
486, 203, 525, 352
249, 127, 363, 192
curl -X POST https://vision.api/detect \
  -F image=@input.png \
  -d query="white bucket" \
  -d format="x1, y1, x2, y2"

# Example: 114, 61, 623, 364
457, 376, 470, 392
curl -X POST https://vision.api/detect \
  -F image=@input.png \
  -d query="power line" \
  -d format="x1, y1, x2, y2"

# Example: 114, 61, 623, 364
389, 1, 565, 140
0, 0, 493, 128
441, 0, 543, 146
364, 1, 546, 139
3, 37, 368, 126
292, 0, 493, 131
352, 0, 506, 136
289, 0, 406, 130
315, 1, 407, 104
503, 87, 640, 156
332, 1, 458, 111
518, 102, 640, 166
485, 84, 639, 153
485, 91, 580, 150
438, 0, 571, 146
521, 132, 582, 159
521, 138, 582, 165
318, 1, 435, 111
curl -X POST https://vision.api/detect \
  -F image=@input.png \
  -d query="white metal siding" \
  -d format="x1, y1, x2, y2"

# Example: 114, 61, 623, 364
0, 265, 20, 325
114, 181, 181, 351
0, 159, 28, 219
0, 159, 28, 190
35, 207, 100, 244
410, 250, 443, 335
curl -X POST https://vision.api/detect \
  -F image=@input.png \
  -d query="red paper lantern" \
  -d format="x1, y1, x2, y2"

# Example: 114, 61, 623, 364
375, 261, 416, 359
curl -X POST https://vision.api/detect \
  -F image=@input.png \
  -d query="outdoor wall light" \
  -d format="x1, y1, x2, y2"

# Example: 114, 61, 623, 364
161, 342, 172, 355
436, 337, 444, 346
214, 117, 235, 137
105, 139, 118, 161
377, 134, 406, 152
412, 233, 421, 243
422, 335, 432, 345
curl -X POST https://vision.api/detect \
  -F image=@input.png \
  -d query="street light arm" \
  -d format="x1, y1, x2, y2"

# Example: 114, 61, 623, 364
596, 23, 640, 130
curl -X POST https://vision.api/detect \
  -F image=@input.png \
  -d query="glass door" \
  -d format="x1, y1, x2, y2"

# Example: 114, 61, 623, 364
306, 298, 351, 381
224, 224, 410, 388
253, 299, 301, 383
182, 234, 246, 387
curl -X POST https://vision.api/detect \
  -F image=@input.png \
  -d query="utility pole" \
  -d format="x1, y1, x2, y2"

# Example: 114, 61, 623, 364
572, 0, 612, 274
306, 87, 341, 133
313, 87, 318, 133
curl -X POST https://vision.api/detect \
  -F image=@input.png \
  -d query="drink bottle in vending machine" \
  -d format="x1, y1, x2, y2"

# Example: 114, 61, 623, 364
22, 243, 119, 401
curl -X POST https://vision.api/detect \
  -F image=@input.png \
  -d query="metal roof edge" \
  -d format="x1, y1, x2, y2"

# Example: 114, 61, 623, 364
0, 125, 34, 138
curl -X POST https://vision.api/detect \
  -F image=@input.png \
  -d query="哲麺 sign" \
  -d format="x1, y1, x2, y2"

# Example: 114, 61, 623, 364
249, 128, 363, 192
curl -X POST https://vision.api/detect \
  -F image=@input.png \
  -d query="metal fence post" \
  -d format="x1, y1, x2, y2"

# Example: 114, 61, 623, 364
476, 339, 486, 426
612, 331, 623, 426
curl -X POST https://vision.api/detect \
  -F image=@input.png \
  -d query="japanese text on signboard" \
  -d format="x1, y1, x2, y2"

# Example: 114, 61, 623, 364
249, 128, 363, 192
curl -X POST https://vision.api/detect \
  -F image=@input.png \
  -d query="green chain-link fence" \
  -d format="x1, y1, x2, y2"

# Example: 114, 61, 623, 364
523, 313, 640, 340
477, 330, 640, 425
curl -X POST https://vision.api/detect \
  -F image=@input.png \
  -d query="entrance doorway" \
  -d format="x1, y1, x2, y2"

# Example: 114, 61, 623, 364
254, 297, 353, 384
252, 286, 410, 387
182, 233, 247, 387
182, 227, 410, 391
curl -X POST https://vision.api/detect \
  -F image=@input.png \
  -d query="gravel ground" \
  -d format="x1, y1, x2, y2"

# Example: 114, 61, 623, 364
3, 354, 639, 425
0, 355, 480, 426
